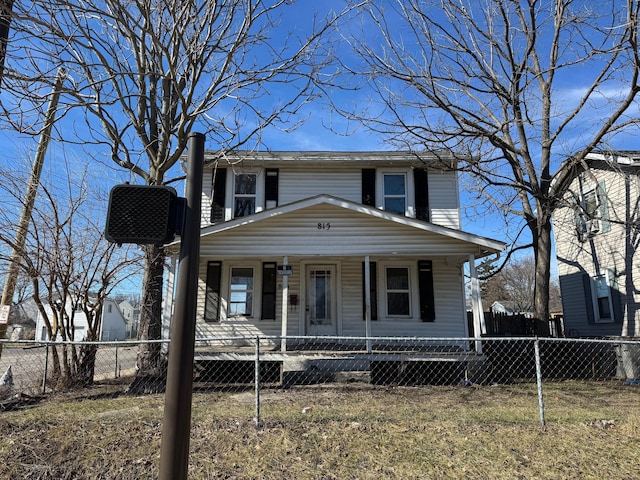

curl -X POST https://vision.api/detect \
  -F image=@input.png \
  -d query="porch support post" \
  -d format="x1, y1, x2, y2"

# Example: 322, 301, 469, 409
364, 255, 372, 353
280, 256, 288, 352
468, 254, 485, 353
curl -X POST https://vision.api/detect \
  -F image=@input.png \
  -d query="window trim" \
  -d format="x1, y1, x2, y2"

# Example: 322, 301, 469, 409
375, 169, 415, 217
381, 263, 412, 318
229, 266, 255, 318
226, 170, 265, 220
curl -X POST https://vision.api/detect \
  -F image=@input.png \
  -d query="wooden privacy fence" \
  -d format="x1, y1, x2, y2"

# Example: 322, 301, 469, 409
468, 311, 564, 337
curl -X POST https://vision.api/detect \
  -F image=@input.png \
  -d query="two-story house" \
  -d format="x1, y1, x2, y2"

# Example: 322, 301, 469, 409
162, 151, 505, 350
554, 150, 640, 338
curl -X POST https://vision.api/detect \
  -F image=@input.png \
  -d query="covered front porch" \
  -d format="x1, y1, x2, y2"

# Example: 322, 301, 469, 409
162, 195, 505, 354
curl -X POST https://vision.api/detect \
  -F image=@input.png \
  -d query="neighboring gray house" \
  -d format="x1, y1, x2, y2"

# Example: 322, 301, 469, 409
162, 151, 505, 348
554, 150, 640, 338
35, 297, 128, 342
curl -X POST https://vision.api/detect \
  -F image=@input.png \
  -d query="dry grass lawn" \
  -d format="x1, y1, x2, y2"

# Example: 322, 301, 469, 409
0, 380, 639, 479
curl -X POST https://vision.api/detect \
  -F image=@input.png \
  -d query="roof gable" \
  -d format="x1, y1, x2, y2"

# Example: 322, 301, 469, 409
193, 194, 504, 256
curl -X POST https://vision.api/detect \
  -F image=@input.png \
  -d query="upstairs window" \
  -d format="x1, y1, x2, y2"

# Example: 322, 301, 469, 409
234, 174, 257, 218
383, 173, 407, 215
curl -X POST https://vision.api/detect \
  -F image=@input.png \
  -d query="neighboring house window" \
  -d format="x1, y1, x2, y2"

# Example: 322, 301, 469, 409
234, 173, 257, 218
107, 304, 112, 313
383, 173, 407, 215
385, 266, 411, 316
204, 261, 222, 323
575, 180, 610, 241
230, 267, 254, 317
592, 271, 614, 323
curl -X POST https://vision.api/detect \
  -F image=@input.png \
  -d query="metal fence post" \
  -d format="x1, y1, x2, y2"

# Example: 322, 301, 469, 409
255, 335, 261, 428
41, 343, 49, 395
114, 345, 119, 379
534, 338, 546, 427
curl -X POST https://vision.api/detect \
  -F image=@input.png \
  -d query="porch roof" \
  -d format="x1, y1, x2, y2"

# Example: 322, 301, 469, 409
189, 195, 505, 258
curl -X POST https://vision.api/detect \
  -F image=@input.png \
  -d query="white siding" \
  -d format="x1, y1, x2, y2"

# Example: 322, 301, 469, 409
200, 158, 462, 228
200, 204, 486, 258
279, 167, 362, 205
200, 169, 214, 227
194, 256, 467, 341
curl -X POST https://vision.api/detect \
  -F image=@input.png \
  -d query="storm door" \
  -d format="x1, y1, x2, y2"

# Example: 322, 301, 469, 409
305, 265, 337, 335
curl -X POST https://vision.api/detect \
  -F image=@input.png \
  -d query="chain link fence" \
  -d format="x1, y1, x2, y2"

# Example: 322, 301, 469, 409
1, 336, 639, 425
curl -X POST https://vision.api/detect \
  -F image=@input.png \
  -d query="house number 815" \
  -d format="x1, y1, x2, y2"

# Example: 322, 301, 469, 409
317, 222, 331, 230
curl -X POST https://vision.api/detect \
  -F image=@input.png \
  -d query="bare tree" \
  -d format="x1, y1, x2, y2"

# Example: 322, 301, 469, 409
5, 1, 352, 381
0, 165, 140, 387
337, 0, 640, 322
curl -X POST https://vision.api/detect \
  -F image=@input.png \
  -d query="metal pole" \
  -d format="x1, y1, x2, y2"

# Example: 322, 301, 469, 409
41, 343, 49, 395
159, 133, 204, 480
254, 336, 260, 428
534, 338, 546, 427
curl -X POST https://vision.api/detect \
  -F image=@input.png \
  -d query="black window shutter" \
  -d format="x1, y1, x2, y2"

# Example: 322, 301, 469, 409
362, 169, 376, 206
418, 260, 435, 322
265, 168, 279, 208
362, 261, 378, 321
414, 168, 429, 221
204, 261, 222, 323
210, 168, 227, 223
261, 262, 277, 320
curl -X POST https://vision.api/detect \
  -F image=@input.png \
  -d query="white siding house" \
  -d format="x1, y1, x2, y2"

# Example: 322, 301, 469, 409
36, 298, 128, 342
165, 151, 505, 348
554, 150, 640, 337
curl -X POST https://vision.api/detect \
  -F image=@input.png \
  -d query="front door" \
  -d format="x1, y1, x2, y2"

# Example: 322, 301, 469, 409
306, 265, 337, 336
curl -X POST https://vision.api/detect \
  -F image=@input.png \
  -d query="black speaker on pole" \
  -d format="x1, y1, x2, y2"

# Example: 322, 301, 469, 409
105, 184, 182, 245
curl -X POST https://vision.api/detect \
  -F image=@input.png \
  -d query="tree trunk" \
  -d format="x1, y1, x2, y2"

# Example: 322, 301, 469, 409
77, 343, 98, 387
129, 243, 167, 393
533, 217, 553, 323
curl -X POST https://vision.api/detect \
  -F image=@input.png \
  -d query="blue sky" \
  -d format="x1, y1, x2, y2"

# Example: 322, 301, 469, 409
7, 0, 640, 283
